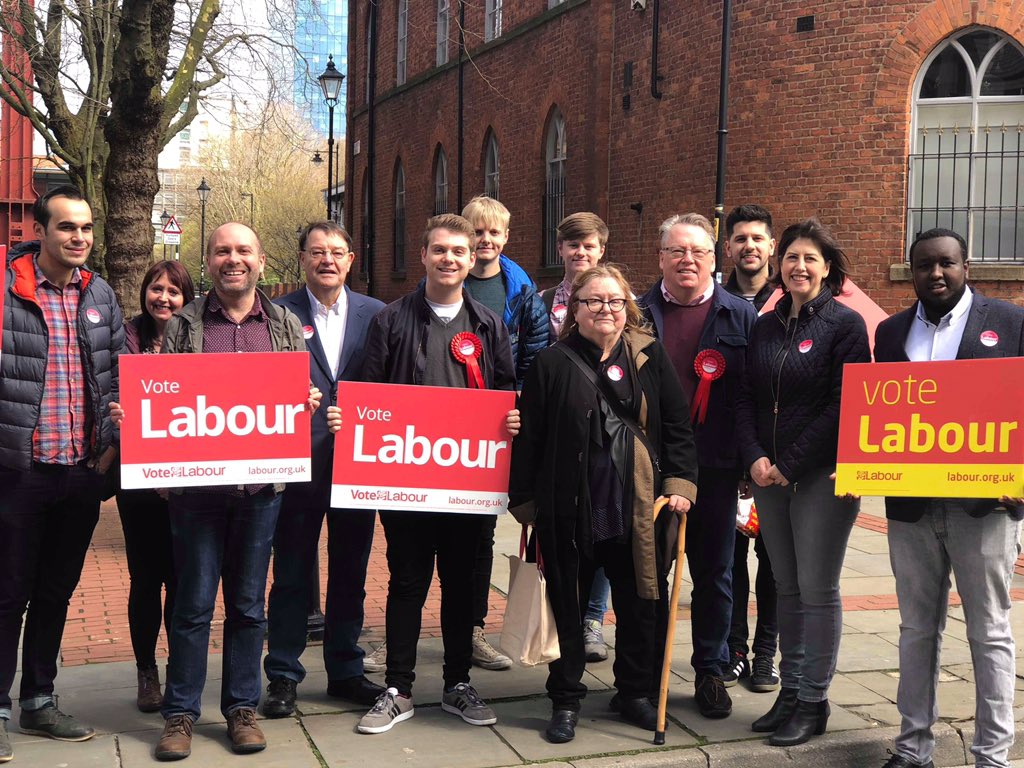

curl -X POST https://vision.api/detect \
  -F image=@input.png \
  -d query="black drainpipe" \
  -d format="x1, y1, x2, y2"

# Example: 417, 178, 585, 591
651, 0, 663, 99
713, 0, 733, 282
457, 0, 466, 210
365, 2, 378, 298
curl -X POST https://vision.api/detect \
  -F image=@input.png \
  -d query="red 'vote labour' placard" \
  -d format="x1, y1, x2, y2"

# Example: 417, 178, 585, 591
119, 352, 312, 489
331, 381, 516, 514
835, 358, 1024, 498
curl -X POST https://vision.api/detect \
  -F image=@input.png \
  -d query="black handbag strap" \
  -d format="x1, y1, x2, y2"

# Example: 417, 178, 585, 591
553, 343, 661, 473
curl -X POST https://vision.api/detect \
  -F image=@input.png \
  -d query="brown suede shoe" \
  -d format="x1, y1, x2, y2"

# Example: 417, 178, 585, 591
137, 667, 163, 713
155, 715, 192, 761
226, 708, 266, 754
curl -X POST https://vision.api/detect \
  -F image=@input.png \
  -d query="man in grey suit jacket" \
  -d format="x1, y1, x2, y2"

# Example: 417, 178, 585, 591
262, 222, 386, 717
874, 228, 1024, 768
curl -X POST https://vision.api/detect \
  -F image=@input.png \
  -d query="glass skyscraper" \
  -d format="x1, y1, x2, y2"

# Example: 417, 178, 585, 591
294, 0, 348, 137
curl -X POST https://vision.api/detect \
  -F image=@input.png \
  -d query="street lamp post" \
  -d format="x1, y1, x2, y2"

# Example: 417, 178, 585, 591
240, 192, 254, 227
160, 210, 171, 260
197, 178, 211, 294
318, 54, 345, 222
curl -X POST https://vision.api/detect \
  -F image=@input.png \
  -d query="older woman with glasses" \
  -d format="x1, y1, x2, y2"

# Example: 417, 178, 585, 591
510, 265, 698, 744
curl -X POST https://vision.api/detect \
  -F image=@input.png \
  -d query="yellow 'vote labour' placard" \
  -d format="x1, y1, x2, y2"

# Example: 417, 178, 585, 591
835, 358, 1024, 498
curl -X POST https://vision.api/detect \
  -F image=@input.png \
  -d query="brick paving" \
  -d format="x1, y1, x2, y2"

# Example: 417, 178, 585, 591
61, 503, 1024, 667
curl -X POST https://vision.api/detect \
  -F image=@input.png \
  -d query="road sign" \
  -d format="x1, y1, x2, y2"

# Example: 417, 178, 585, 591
162, 215, 182, 245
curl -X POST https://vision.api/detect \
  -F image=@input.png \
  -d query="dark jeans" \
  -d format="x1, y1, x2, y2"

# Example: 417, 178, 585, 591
116, 488, 176, 670
0, 463, 102, 715
753, 467, 858, 701
683, 466, 738, 676
162, 490, 281, 721
547, 539, 657, 711
727, 530, 778, 658
471, 514, 498, 628
379, 510, 487, 696
264, 481, 375, 684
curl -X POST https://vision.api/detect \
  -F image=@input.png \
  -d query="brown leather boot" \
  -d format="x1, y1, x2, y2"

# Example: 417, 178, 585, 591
226, 708, 266, 754
155, 715, 192, 761
137, 667, 163, 713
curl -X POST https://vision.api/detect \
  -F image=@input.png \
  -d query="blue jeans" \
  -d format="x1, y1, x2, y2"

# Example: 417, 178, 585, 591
584, 569, 610, 624
162, 490, 281, 721
753, 467, 858, 702
264, 481, 375, 684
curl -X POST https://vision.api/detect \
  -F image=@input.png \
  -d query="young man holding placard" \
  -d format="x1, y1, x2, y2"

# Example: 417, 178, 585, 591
875, 228, 1024, 768
349, 214, 518, 735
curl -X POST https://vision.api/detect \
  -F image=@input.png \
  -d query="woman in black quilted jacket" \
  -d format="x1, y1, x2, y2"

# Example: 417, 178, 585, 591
735, 219, 870, 747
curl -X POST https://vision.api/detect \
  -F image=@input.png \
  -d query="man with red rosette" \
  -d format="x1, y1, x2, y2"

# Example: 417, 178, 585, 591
639, 213, 756, 720
353, 214, 518, 736
874, 228, 1024, 768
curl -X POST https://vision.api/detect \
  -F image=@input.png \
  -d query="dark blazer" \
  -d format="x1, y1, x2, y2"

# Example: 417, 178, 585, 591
275, 285, 385, 486
874, 289, 1024, 522
640, 282, 757, 470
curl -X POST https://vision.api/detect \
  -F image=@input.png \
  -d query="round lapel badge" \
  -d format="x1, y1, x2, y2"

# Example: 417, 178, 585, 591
302, 325, 315, 340
980, 330, 999, 347
606, 364, 624, 382
85, 308, 102, 324
552, 304, 567, 323
798, 339, 813, 353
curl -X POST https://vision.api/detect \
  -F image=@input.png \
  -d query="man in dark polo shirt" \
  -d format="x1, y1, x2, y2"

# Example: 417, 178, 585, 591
350, 214, 518, 735
640, 213, 756, 720
119, 222, 320, 761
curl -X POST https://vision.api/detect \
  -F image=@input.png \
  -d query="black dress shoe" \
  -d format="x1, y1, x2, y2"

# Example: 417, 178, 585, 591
881, 750, 934, 768
768, 698, 829, 746
261, 677, 297, 718
751, 687, 798, 732
326, 675, 386, 705
609, 693, 658, 731
545, 709, 578, 743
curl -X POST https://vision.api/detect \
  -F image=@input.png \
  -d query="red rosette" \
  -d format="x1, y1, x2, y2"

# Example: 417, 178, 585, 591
690, 348, 726, 425
451, 332, 485, 389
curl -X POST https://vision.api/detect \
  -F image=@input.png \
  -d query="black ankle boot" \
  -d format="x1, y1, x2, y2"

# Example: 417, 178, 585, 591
751, 687, 798, 732
768, 699, 830, 746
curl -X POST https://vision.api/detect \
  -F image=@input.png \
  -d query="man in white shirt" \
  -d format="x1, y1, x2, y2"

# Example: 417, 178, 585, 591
263, 222, 385, 718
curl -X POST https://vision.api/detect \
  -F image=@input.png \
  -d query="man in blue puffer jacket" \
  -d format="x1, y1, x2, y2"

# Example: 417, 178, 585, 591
461, 195, 547, 669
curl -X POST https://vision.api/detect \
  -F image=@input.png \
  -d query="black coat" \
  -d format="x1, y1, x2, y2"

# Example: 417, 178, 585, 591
509, 328, 698, 616
874, 290, 1024, 522
735, 288, 870, 482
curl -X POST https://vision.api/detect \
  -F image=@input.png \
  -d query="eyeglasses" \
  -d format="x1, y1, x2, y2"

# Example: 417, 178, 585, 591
304, 248, 351, 260
660, 246, 714, 260
575, 297, 627, 313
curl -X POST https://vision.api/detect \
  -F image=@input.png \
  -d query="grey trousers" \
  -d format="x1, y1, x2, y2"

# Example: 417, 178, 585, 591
888, 508, 1020, 768
753, 467, 859, 702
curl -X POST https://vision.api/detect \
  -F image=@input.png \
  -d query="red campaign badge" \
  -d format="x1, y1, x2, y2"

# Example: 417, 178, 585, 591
606, 364, 624, 382
302, 325, 315, 340
798, 339, 813, 353
85, 307, 102, 324
451, 332, 485, 389
980, 330, 999, 348
690, 349, 726, 425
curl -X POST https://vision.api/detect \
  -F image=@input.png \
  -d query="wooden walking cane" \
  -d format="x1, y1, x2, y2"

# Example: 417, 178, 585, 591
652, 495, 687, 745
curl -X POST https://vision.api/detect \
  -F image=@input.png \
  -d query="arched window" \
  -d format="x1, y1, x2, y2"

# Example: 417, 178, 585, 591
434, 146, 449, 215
909, 28, 1024, 261
393, 161, 406, 271
484, 131, 500, 199
485, 0, 502, 42
396, 0, 409, 86
437, 0, 450, 66
543, 108, 567, 266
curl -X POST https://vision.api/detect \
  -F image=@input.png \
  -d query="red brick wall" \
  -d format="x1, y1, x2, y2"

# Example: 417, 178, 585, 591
348, 0, 1024, 311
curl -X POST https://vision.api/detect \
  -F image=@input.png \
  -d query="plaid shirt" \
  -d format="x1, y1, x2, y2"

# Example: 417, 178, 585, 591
33, 258, 88, 464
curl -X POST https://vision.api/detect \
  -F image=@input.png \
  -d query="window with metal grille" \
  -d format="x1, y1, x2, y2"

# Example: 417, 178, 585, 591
908, 29, 1024, 261
485, 0, 502, 42
393, 161, 406, 271
396, 0, 408, 85
434, 147, 449, 215
437, 0, 450, 67
543, 109, 567, 267
484, 132, 500, 199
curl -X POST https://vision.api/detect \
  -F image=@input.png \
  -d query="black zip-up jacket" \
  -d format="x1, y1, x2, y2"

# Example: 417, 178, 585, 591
735, 288, 870, 483
361, 284, 515, 390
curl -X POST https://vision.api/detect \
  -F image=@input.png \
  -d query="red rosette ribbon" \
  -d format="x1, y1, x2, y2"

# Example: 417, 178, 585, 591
451, 332, 485, 389
690, 348, 726, 425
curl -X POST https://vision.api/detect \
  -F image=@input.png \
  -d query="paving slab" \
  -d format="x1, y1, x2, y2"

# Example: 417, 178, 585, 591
836, 633, 901, 672
570, 750, 707, 768
828, 673, 891, 707
304, 706, 520, 768
491, 690, 696, 763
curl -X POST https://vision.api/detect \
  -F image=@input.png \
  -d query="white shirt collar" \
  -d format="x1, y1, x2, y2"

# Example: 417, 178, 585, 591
913, 286, 972, 329
661, 279, 714, 307
306, 286, 346, 317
